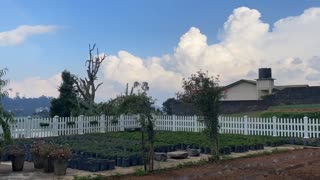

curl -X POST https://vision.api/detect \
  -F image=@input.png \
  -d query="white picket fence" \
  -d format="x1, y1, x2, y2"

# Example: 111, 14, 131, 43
0, 115, 319, 139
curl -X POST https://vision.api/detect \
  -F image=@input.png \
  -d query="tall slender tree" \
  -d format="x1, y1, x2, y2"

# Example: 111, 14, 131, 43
177, 71, 223, 160
112, 82, 155, 172
50, 70, 79, 117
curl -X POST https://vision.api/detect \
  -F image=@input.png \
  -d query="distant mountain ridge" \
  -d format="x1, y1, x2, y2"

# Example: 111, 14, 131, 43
2, 96, 52, 117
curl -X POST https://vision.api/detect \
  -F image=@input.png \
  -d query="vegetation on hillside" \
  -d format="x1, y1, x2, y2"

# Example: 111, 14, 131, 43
2, 96, 51, 117
227, 103, 320, 119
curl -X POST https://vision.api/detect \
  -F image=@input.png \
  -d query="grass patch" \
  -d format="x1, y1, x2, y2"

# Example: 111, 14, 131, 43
242, 148, 290, 159
134, 168, 147, 176
223, 111, 264, 117
73, 175, 105, 180
268, 104, 320, 110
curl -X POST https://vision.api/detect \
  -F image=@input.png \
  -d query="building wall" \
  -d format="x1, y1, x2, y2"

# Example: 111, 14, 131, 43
222, 82, 258, 101
256, 79, 274, 99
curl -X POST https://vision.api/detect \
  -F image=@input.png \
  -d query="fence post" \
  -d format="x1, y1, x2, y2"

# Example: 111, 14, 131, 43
26, 116, 32, 138
53, 116, 59, 136
272, 116, 277, 137
194, 115, 198, 132
151, 114, 156, 130
244, 115, 248, 135
100, 114, 105, 133
303, 116, 309, 139
172, 115, 176, 131
78, 115, 84, 134
120, 115, 125, 131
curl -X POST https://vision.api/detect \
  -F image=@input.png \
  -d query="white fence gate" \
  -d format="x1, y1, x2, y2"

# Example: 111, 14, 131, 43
0, 115, 319, 139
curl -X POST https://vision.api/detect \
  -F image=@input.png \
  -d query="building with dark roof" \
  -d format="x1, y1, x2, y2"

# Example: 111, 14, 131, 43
222, 68, 309, 101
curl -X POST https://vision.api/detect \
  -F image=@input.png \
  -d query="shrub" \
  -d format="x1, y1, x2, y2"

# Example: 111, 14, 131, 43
66, 121, 76, 126
89, 120, 99, 125
134, 168, 147, 176
8, 145, 25, 156
39, 122, 50, 127
50, 146, 72, 160
260, 111, 320, 119
31, 139, 45, 154
39, 143, 58, 158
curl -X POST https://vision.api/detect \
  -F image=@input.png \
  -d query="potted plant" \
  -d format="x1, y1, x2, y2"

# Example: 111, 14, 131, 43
39, 143, 57, 173
9, 145, 25, 171
31, 140, 45, 169
50, 146, 72, 176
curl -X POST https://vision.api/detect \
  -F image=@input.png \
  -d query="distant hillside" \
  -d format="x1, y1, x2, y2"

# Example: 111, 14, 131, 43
2, 96, 52, 117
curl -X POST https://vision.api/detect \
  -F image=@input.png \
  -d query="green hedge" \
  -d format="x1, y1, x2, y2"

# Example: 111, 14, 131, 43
260, 111, 320, 119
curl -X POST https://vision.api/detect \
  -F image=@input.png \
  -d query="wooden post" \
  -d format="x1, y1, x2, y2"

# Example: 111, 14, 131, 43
100, 114, 105, 133
244, 115, 248, 135
194, 115, 198, 132
53, 116, 59, 136
172, 115, 176, 131
272, 116, 277, 137
26, 116, 32, 138
78, 115, 84, 134
304, 116, 309, 139
120, 115, 125, 131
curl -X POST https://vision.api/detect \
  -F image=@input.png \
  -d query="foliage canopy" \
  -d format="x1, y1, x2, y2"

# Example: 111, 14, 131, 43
0, 68, 14, 142
177, 70, 223, 160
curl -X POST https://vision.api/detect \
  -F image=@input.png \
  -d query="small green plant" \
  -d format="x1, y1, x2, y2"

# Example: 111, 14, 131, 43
89, 120, 99, 125
221, 155, 233, 160
39, 122, 50, 127
39, 143, 58, 158
73, 175, 105, 180
242, 148, 290, 159
50, 146, 72, 160
271, 148, 289, 153
112, 172, 123, 177
243, 151, 272, 158
134, 167, 147, 176
66, 121, 76, 126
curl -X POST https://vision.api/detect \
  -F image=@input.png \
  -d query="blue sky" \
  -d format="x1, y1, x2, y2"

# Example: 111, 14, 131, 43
1, 0, 320, 103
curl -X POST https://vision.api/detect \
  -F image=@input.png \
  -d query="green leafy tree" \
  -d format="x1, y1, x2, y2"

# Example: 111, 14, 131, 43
0, 68, 14, 142
162, 98, 177, 115
50, 70, 79, 117
177, 71, 223, 160
113, 82, 155, 172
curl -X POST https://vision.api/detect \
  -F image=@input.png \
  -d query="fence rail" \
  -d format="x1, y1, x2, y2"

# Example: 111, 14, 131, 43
0, 115, 319, 139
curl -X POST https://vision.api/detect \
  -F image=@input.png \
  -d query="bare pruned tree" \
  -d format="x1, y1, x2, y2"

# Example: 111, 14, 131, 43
74, 44, 106, 111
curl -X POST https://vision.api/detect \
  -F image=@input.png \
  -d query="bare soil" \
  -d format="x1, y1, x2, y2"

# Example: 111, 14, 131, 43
123, 148, 320, 180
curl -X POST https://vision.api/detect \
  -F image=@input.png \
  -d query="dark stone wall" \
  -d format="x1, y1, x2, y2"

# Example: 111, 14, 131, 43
220, 100, 269, 114
170, 102, 197, 116
265, 86, 320, 105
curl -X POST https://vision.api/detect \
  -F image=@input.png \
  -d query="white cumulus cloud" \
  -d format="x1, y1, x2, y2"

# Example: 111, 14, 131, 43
0, 25, 58, 46
101, 6, 320, 100
9, 7, 320, 101
8, 74, 61, 98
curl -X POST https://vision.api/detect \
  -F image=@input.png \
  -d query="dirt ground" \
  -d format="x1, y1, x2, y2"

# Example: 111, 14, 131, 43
1, 146, 319, 180
124, 148, 320, 180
